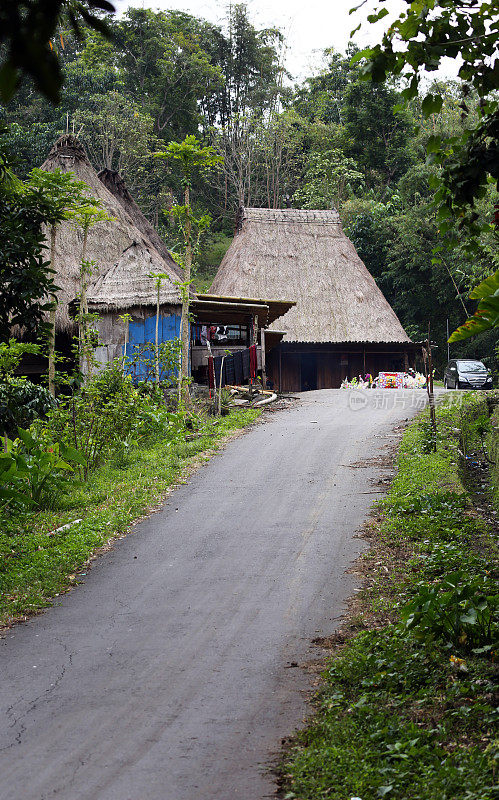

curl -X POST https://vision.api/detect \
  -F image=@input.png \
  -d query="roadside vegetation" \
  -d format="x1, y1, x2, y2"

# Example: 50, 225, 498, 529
280, 393, 498, 800
0, 342, 259, 627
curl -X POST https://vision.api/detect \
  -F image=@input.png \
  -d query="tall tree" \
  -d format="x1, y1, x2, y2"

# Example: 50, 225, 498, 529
353, 0, 499, 246
155, 136, 220, 400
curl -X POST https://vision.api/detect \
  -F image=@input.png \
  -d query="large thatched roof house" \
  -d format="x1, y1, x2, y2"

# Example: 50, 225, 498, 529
38, 135, 185, 375
210, 207, 417, 390
41, 135, 182, 333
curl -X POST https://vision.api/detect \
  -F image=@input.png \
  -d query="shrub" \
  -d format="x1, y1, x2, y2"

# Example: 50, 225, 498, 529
401, 571, 498, 655
0, 428, 84, 513
0, 376, 55, 438
38, 361, 145, 477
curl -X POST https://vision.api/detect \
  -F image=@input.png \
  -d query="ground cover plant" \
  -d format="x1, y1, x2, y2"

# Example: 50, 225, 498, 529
280, 394, 498, 800
0, 354, 259, 627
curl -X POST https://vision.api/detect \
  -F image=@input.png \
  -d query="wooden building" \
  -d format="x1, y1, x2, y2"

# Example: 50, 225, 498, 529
210, 207, 418, 391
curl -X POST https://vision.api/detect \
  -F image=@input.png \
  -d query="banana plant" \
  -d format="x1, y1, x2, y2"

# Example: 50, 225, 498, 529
448, 270, 499, 342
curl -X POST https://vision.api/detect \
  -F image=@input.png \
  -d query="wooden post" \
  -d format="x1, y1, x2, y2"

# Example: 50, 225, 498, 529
261, 326, 267, 389
249, 315, 255, 397
425, 325, 437, 451
123, 317, 129, 375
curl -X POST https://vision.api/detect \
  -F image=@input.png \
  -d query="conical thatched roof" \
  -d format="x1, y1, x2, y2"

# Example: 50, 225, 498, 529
210, 207, 411, 344
97, 168, 184, 280
86, 242, 180, 309
40, 135, 182, 331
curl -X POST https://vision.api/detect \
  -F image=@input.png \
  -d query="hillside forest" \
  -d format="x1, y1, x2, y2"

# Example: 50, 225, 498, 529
2, 3, 498, 371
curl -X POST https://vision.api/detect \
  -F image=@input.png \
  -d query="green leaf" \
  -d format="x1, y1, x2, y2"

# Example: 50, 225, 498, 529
16, 427, 36, 449
421, 94, 443, 117
469, 269, 499, 300
367, 8, 389, 23
59, 443, 86, 465
350, 48, 372, 65
426, 135, 441, 154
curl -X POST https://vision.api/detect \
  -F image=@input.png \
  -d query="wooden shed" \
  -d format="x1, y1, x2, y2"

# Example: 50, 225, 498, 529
210, 207, 418, 391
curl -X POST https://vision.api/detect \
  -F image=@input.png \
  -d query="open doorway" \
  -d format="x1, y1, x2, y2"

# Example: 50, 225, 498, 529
300, 353, 317, 391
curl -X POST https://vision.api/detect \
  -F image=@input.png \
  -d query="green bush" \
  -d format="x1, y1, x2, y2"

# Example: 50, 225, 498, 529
0, 428, 84, 513
0, 376, 55, 437
38, 361, 147, 477
401, 572, 498, 655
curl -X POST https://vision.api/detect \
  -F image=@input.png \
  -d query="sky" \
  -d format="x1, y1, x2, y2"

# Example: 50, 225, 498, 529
113, 0, 406, 82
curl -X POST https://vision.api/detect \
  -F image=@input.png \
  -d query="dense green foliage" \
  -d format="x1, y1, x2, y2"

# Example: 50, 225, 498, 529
0, 0, 115, 103
355, 0, 499, 244
0, 165, 60, 339
1, 3, 497, 367
282, 396, 498, 800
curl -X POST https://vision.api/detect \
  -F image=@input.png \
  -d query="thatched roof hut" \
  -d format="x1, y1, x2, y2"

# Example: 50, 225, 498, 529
210, 207, 410, 344
41, 135, 182, 332
210, 207, 415, 390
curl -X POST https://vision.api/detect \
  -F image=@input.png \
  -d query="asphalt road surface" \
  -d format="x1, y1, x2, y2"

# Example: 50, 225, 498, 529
1, 389, 425, 800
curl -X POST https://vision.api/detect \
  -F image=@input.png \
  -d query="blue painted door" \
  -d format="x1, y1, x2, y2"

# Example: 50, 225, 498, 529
123, 313, 182, 382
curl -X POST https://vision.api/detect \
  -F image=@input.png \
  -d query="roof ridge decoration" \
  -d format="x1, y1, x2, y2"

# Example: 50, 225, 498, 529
242, 207, 341, 224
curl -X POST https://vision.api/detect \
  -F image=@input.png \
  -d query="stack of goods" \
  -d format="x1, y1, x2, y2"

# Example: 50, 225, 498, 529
376, 371, 405, 389
341, 372, 428, 389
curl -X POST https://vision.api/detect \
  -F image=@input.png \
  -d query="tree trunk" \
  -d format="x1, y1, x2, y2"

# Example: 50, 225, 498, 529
179, 185, 191, 403
79, 228, 90, 375
48, 225, 57, 397
155, 280, 160, 385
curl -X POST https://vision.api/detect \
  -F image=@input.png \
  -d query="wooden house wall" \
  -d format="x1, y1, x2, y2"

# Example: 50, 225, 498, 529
267, 344, 416, 392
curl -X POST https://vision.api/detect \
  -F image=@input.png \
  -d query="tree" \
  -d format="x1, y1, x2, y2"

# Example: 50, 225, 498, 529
292, 49, 354, 126
200, 3, 288, 130
449, 271, 499, 342
28, 167, 91, 394
0, 0, 115, 104
113, 9, 222, 140
343, 79, 415, 188
71, 199, 111, 375
294, 149, 364, 210
352, 0, 499, 242
0, 157, 64, 342
155, 136, 221, 400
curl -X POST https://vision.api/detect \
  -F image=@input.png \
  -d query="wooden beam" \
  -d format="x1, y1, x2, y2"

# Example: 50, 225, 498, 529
261, 327, 267, 388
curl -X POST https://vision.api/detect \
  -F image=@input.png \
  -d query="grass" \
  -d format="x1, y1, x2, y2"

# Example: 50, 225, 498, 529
280, 394, 498, 800
0, 407, 259, 627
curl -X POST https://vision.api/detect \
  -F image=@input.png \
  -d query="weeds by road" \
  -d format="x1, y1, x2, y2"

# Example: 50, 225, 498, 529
280, 394, 498, 800
0, 408, 259, 627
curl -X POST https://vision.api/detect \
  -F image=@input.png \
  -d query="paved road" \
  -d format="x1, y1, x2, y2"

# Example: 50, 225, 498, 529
1, 389, 424, 800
